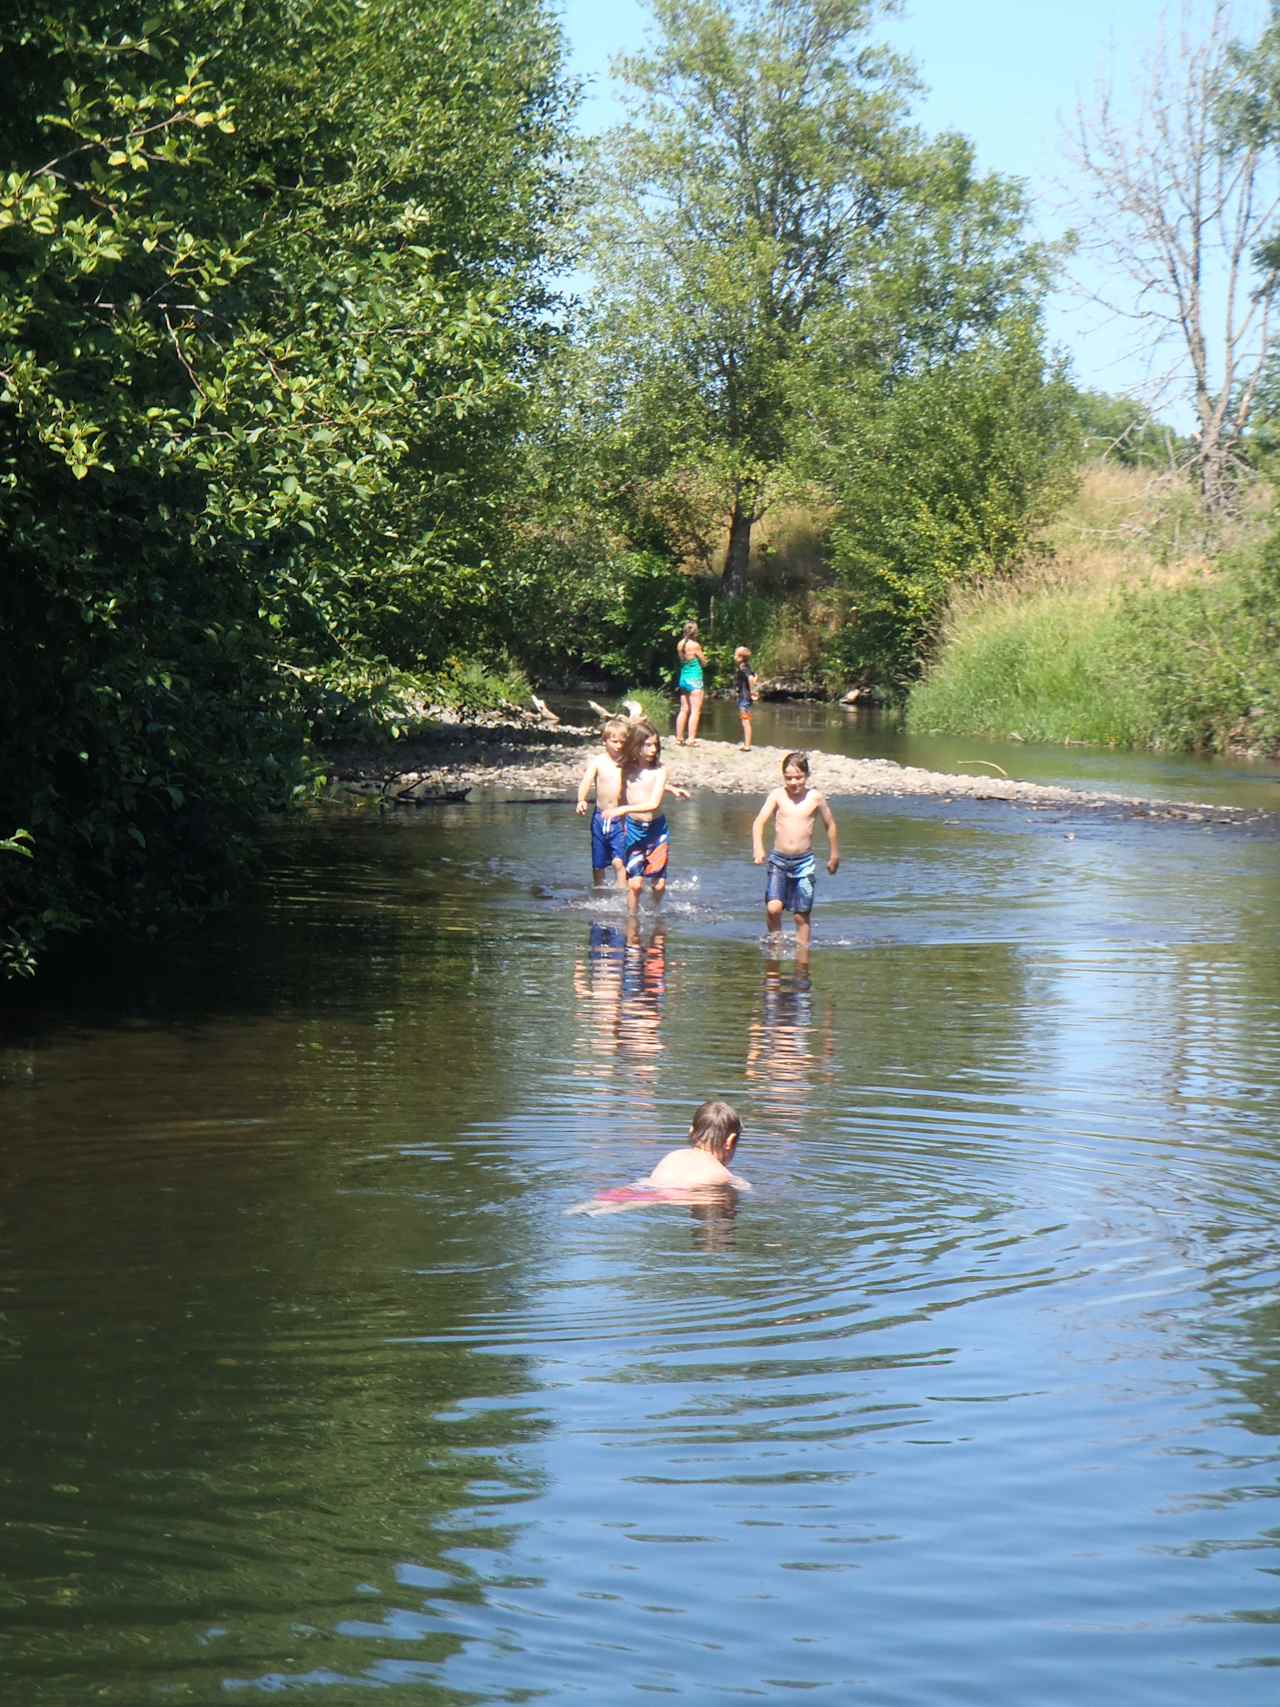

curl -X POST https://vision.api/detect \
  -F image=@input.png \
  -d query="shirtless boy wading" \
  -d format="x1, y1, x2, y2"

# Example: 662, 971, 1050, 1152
752, 752, 840, 948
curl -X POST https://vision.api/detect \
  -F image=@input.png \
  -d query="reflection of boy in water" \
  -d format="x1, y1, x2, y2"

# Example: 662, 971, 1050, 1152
746, 957, 833, 1135
571, 924, 626, 1080
618, 915, 666, 1085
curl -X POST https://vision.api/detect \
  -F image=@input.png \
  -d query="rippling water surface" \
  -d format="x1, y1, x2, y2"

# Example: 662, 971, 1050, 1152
3, 770, 1280, 1704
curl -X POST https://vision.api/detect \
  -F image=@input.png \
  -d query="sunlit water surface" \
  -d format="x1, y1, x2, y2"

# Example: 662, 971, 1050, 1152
3, 760, 1280, 1705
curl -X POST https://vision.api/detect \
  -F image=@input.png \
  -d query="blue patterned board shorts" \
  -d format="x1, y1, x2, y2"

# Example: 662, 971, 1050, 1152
591, 808, 627, 871
765, 851, 816, 915
624, 814, 670, 884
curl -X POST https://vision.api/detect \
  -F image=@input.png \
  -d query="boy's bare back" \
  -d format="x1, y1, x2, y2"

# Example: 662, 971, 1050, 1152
646, 1147, 750, 1191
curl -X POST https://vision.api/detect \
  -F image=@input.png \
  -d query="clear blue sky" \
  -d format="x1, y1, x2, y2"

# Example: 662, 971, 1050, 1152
556, 0, 1273, 424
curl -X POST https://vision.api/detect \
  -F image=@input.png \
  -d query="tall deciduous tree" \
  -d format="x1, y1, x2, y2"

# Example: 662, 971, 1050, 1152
586, 0, 922, 598
1068, 0, 1280, 517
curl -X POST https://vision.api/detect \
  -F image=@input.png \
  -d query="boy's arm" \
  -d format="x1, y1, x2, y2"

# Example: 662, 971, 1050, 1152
749, 670, 759, 700
752, 791, 778, 863
819, 794, 840, 873
575, 757, 598, 815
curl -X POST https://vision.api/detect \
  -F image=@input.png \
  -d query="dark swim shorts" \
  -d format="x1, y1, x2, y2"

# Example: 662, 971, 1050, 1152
765, 850, 816, 915
591, 807, 627, 871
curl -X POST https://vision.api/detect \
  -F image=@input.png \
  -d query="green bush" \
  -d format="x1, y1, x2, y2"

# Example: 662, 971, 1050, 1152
619, 687, 673, 727
1111, 541, 1280, 752
908, 538, 1280, 755
907, 588, 1148, 746
827, 323, 1081, 697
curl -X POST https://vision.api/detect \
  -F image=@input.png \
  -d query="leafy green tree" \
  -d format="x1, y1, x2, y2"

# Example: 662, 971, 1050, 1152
0, 0, 573, 977
584, 0, 927, 599
818, 320, 1080, 694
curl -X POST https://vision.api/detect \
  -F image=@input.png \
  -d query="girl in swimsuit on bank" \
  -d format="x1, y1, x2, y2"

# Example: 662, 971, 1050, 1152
674, 620, 706, 745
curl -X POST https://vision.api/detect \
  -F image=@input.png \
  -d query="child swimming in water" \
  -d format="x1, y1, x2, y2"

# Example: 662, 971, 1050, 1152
752, 751, 840, 949
566, 1101, 750, 1215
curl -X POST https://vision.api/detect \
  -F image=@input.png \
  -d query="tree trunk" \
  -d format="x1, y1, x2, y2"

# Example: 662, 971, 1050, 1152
721, 501, 752, 600
1197, 435, 1232, 522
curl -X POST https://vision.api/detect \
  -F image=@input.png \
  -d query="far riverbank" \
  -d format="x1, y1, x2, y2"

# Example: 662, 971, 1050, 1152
320, 718, 1278, 831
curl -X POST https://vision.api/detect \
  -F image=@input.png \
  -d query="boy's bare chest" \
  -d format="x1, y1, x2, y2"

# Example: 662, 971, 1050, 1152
777, 791, 817, 827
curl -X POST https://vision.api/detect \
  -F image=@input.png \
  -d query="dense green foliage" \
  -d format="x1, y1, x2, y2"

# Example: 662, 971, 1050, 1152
816, 319, 1080, 693
0, 0, 571, 975
908, 534, 1280, 756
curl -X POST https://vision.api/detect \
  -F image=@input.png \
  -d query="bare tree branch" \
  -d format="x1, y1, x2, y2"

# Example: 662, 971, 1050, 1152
1066, 1, 1280, 515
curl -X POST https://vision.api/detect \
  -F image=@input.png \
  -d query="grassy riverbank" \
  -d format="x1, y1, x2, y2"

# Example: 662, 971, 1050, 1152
908, 466, 1280, 757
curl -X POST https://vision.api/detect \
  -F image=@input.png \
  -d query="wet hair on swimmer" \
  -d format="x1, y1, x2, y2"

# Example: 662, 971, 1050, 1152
782, 750, 810, 776
689, 1100, 741, 1160
625, 717, 661, 765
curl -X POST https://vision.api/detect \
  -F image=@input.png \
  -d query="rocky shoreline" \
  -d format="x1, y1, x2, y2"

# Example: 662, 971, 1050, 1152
320, 717, 1274, 829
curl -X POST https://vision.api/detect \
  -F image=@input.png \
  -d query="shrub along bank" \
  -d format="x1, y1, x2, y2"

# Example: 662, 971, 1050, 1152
908, 468, 1280, 757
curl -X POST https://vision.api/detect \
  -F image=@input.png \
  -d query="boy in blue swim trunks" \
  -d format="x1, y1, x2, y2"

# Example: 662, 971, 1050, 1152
576, 716, 631, 887
752, 751, 840, 949
601, 719, 690, 915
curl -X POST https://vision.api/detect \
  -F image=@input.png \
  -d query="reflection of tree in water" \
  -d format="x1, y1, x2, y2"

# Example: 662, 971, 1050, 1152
745, 954, 834, 1136
0, 823, 561, 1694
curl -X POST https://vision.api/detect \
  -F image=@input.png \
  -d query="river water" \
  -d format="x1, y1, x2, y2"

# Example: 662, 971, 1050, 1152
3, 715, 1280, 1704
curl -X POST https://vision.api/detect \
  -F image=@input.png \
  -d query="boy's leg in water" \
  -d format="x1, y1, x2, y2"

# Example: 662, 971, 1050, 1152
765, 898, 784, 937
627, 877, 643, 914
652, 877, 666, 900
613, 857, 627, 889
593, 867, 610, 887
795, 910, 812, 948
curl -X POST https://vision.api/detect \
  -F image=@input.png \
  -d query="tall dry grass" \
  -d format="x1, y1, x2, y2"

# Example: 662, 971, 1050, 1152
909, 463, 1279, 752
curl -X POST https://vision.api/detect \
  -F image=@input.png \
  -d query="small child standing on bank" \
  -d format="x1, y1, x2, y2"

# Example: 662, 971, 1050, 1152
602, 718, 690, 915
752, 751, 840, 949
566, 1101, 750, 1214
576, 715, 631, 887
734, 645, 758, 750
